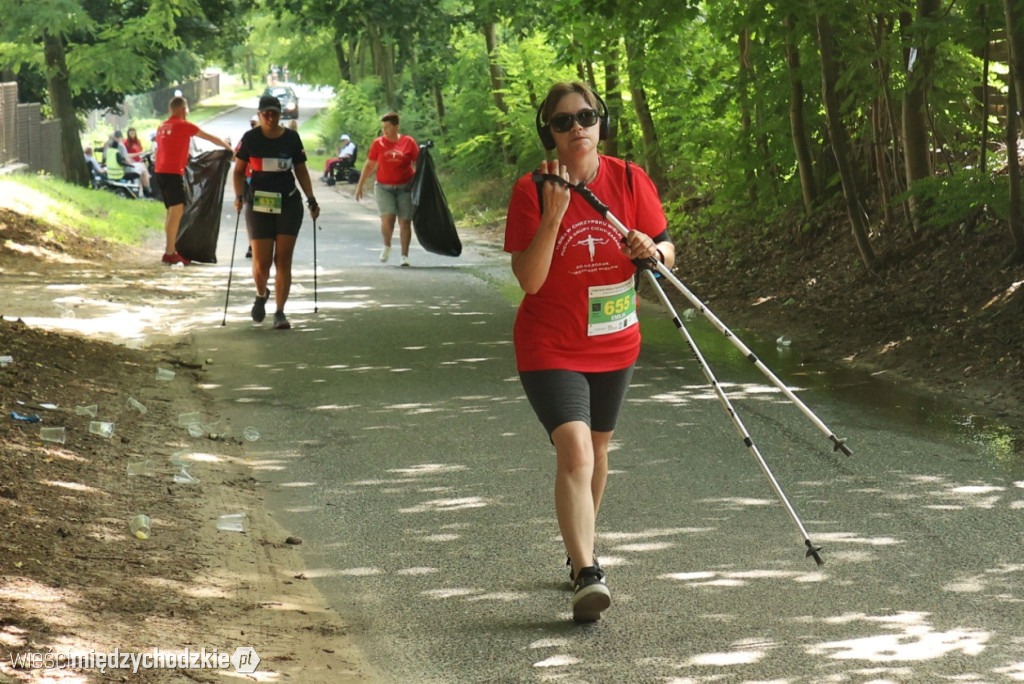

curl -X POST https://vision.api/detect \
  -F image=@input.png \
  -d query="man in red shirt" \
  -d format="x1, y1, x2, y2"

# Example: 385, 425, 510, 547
152, 96, 234, 265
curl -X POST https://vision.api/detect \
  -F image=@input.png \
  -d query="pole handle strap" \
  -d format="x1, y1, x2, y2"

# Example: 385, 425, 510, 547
530, 172, 659, 270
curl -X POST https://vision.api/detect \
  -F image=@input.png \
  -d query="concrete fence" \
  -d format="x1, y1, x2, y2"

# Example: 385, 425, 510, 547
1, 73, 220, 179
0, 82, 62, 176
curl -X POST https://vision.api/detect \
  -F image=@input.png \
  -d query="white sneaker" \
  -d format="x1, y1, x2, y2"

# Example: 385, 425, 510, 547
379, 245, 391, 263
400, 255, 410, 267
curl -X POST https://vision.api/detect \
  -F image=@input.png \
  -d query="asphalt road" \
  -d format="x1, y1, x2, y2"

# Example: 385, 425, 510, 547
185, 90, 1024, 682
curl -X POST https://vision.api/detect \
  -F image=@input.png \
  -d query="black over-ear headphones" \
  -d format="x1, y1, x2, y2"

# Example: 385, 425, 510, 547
535, 85, 609, 150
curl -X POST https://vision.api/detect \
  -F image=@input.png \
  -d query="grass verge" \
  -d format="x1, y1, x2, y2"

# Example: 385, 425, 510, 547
0, 174, 165, 246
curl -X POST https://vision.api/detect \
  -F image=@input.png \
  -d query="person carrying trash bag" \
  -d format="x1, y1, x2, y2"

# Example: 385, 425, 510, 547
231, 94, 320, 330
355, 112, 419, 266
503, 82, 675, 623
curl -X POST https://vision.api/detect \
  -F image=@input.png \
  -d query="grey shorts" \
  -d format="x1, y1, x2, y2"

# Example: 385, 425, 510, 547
518, 365, 636, 437
374, 181, 414, 220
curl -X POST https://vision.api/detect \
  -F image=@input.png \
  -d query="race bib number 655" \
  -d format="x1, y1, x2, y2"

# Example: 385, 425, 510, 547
587, 278, 638, 336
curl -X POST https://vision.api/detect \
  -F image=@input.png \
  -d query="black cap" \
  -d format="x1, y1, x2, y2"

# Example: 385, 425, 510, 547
258, 95, 281, 112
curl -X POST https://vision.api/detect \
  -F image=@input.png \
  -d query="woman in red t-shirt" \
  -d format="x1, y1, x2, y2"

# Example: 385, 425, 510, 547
504, 82, 675, 623
355, 112, 419, 267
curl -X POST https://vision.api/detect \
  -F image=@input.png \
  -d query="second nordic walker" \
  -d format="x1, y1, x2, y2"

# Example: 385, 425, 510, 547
232, 94, 320, 330
503, 82, 675, 623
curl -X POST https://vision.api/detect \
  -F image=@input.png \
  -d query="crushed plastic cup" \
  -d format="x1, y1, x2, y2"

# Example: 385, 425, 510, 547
173, 468, 201, 484
178, 411, 201, 427
776, 335, 793, 348
88, 421, 115, 438
216, 513, 247, 533
74, 404, 98, 417
126, 397, 147, 414
40, 426, 66, 444
126, 460, 156, 477
129, 514, 152, 540
187, 423, 204, 438
243, 427, 260, 442
169, 450, 191, 468
156, 367, 175, 381
0, 354, 13, 367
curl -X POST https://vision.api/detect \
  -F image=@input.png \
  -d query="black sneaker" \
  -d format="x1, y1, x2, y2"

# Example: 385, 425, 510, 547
567, 552, 601, 582
245, 246, 252, 259
571, 566, 610, 623
251, 293, 269, 322
273, 311, 291, 330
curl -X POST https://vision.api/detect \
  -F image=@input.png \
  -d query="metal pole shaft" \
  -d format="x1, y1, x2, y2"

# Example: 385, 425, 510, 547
641, 269, 824, 564
221, 209, 242, 326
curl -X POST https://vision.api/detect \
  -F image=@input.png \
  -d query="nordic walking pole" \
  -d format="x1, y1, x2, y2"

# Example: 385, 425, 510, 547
532, 173, 852, 457
641, 265, 823, 564
531, 174, 826, 565
312, 215, 319, 313
221, 208, 242, 326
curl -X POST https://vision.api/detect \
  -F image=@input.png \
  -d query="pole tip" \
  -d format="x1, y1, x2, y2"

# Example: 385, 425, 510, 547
805, 539, 825, 566
832, 436, 853, 457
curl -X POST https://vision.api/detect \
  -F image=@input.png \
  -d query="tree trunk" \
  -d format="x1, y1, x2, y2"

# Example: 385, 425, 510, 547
483, 23, 508, 115
603, 47, 623, 159
43, 30, 89, 187
901, 0, 941, 238
433, 84, 446, 134
737, 28, 757, 203
482, 22, 511, 163
623, 34, 665, 188
783, 15, 817, 214
365, 24, 395, 107
816, 14, 877, 269
1002, 0, 1024, 264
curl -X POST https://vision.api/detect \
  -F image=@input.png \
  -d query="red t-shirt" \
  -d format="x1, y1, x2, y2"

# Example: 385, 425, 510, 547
503, 156, 667, 372
367, 134, 419, 185
153, 116, 200, 175
124, 138, 144, 163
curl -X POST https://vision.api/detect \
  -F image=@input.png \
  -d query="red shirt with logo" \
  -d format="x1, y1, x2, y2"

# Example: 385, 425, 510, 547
153, 116, 200, 175
367, 134, 419, 185
503, 156, 667, 372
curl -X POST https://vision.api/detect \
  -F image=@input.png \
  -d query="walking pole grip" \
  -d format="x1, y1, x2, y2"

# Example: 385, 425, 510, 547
532, 172, 659, 270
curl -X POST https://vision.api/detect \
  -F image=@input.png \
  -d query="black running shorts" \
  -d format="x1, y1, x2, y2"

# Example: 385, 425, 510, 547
244, 191, 304, 240
154, 173, 187, 208
518, 365, 636, 437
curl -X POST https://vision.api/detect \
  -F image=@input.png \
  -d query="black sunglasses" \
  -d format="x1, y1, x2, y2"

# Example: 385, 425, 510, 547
549, 108, 600, 133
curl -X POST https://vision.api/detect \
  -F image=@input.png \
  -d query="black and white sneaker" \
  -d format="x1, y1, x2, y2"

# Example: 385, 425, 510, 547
251, 292, 269, 322
567, 552, 601, 582
571, 565, 610, 623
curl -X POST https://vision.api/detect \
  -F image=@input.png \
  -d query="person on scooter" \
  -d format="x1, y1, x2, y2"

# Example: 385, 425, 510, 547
84, 147, 105, 185
232, 94, 320, 330
153, 96, 234, 266
503, 81, 674, 623
322, 134, 356, 181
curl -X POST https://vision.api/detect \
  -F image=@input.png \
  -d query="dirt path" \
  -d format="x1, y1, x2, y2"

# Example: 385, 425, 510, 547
0, 197, 380, 681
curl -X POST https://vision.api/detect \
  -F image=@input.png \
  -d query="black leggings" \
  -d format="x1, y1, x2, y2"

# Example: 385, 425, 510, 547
519, 365, 636, 437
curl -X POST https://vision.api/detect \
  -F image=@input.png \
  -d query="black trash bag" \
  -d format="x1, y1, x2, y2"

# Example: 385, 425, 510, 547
175, 149, 233, 264
410, 142, 461, 257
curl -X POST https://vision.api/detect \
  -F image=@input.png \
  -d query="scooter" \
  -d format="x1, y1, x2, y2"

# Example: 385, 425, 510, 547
90, 164, 143, 199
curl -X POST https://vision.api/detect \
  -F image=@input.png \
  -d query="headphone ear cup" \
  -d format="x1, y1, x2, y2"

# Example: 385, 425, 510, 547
594, 91, 609, 141
539, 127, 555, 150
